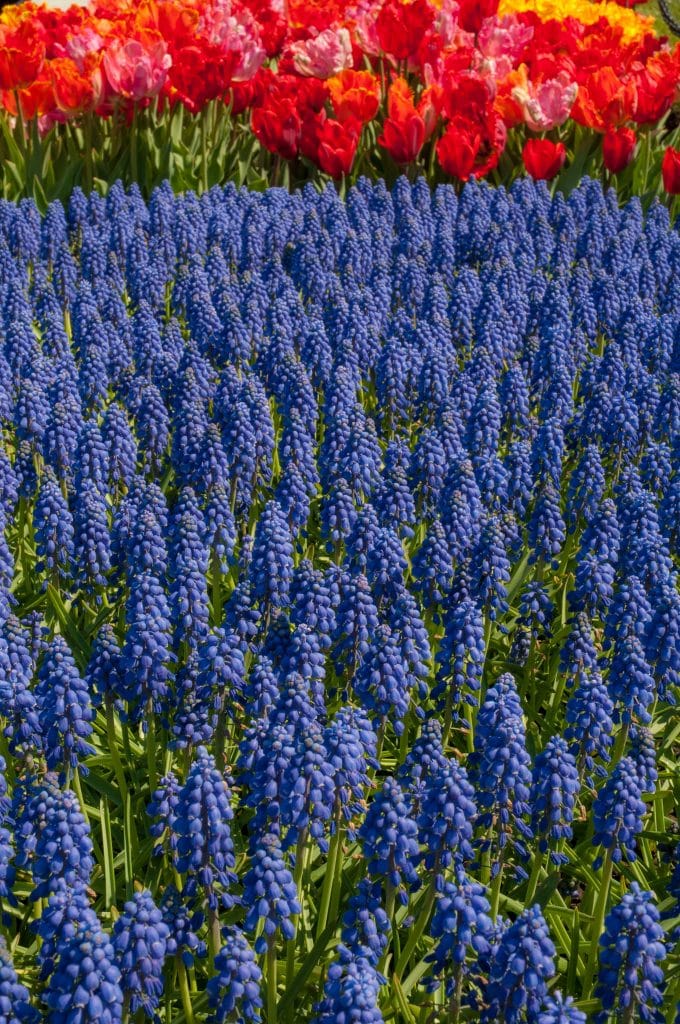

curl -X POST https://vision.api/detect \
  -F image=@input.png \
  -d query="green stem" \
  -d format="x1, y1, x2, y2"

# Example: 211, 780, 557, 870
527, 634, 538, 723
378, 880, 397, 974
448, 963, 464, 1024
84, 112, 93, 193
611, 722, 630, 767
463, 701, 474, 754
105, 697, 128, 802
489, 859, 504, 922
146, 700, 157, 794
72, 766, 90, 826
211, 548, 223, 626
130, 103, 138, 184
177, 956, 196, 1024
285, 831, 307, 987
483, 614, 493, 662
525, 850, 544, 906
621, 1001, 636, 1024
12, 91, 26, 158
201, 108, 209, 194
208, 905, 221, 965
267, 938, 278, 1024
214, 704, 227, 765
316, 806, 343, 940
375, 720, 386, 762
395, 877, 436, 977
583, 846, 614, 998
442, 691, 453, 748
545, 668, 568, 736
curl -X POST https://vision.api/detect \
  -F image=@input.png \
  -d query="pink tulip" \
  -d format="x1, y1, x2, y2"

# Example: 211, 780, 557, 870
290, 27, 354, 79
478, 15, 533, 79
512, 70, 578, 132
348, 0, 382, 58
52, 27, 104, 69
432, 0, 475, 49
198, 1, 265, 82
103, 36, 172, 102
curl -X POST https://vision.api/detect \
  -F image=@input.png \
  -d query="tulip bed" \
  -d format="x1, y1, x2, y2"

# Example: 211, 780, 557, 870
1, 0, 680, 205
0, 173, 677, 1024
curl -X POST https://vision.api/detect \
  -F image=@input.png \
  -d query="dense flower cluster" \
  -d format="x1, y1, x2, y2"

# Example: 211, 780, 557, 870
0, 174, 675, 1020
0, 0, 679, 189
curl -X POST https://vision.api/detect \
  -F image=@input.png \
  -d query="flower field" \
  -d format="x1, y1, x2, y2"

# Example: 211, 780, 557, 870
0, 169, 677, 1024
1, 0, 680, 203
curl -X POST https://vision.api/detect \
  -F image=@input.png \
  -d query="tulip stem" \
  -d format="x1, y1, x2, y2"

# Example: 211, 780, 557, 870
201, 107, 209, 194
131, 102, 138, 185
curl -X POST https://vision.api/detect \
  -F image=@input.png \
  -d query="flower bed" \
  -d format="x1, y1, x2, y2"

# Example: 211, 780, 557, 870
1, 0, 679, 203
0, 174, 677, 1021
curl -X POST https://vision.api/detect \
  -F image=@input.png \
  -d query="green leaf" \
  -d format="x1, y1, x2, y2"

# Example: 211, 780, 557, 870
278, 919, 338, 1022
100, 797, 116, 909
391, 973, 418, 1024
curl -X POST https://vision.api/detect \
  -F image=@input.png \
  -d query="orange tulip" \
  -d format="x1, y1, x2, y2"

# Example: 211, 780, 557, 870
50, 54, 103, 115
378, 78, 426, 165
633, 48, 680, 125
135, 0, 199, 48
571, 66, 637, 131
328, 69, 380, 125
3, 73, 54, 120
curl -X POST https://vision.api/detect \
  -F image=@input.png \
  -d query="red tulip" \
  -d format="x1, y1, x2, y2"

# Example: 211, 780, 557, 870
165, 44, 238, 113
252, 93, 301, 161
436, 123, 481, 181
457, 0, 499, 34
315, 115, 361, 178
375, 0, 433, 60
662, 147, 680, 195
522, 138, 566, 180
0, 20, 45, 92
602, 127, 636, 174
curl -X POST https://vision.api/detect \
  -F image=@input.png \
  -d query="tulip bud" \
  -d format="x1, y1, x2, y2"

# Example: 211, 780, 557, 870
522, 138, 566, 180
662, 145, 680, 194
603, 127, 636, 174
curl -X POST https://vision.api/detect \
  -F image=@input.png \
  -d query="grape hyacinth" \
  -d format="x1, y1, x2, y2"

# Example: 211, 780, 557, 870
42, 922, 124, 1024
207, 927, 263, 1024
111, 890, 174, 1018
0, 176, 674, 1021
595, 884, 666, 1024
481, 905, 556, 1024
242, 833, 301, 954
